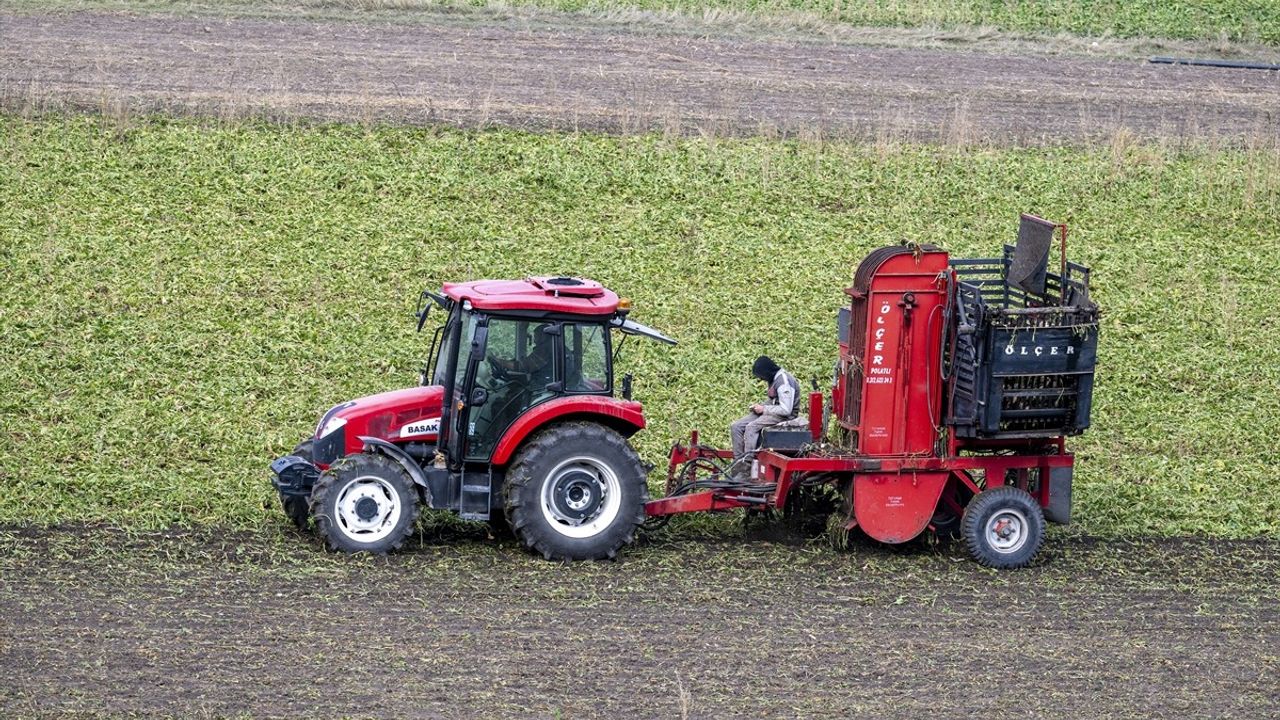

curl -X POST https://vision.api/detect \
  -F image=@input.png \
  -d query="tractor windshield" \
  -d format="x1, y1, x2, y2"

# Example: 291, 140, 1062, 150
430, 306, 479, 387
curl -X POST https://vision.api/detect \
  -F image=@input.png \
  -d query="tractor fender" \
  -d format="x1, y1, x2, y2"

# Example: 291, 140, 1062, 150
489, 396, 646, 466
358, 436, 433, 502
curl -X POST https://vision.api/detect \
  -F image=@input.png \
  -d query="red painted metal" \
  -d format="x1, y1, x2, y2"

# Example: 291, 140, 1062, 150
323, 385, 445, 456
663, 431, 735, 493
489, 395, 645, 465
442, 277, 620, 315
845, 248, 950, 455
644, 490, 755, 516
852, 472, 950, 543
807, 391, 824, 441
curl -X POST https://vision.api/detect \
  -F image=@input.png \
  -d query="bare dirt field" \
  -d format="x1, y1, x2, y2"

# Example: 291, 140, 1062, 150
2, 10, 1278, 143
1, 526, 1276, 718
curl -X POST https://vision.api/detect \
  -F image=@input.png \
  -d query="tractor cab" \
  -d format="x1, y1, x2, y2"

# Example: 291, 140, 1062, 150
420, 277, 671, 468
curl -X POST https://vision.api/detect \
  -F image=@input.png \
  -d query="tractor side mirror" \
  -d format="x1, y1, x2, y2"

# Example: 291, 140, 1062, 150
469, 388, 488, 407
415, 291, 432, 332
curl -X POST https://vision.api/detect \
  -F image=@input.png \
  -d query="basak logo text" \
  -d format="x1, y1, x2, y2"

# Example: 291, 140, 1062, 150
399, 417, 441, 438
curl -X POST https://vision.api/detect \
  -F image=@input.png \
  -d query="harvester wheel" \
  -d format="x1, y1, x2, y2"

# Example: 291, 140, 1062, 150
279, 439, 315, 530
961, 486, 1045, 569
311, 453, 418, 554
504, 422, 648, 561
784, 483, 839, 538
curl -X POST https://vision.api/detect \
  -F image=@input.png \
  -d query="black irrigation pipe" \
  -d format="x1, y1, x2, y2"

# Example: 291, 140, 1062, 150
1150, 56, 1280, 71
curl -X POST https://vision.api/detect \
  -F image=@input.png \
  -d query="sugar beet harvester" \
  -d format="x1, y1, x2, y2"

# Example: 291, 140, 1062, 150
272, 215, 1098, 568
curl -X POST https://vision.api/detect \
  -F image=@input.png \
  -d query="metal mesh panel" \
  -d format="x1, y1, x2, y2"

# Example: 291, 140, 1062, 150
1009, 214, 1056, 297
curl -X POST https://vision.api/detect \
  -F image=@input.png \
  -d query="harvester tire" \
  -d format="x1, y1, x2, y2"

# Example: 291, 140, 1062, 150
311, 453, 418, 554
961, 486, 1045, 569
504, 422, 648, 561
280, 439, 315, 530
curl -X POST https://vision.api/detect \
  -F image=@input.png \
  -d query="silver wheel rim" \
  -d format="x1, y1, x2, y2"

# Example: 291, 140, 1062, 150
986, 508, 1029, 554
539, 455, 622, 539
334, 475, 403, 543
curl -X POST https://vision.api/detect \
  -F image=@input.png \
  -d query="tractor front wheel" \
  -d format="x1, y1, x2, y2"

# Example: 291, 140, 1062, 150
504, 422, 648, 561
960, 486, 1045, 569
311, 453, 419, 554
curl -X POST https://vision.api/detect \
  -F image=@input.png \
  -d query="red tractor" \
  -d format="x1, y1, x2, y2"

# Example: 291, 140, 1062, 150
646, 215, 1099, 568
271, 276, 675, 560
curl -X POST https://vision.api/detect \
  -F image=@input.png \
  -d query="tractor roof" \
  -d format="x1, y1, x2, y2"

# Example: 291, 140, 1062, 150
441, 276, 620, 315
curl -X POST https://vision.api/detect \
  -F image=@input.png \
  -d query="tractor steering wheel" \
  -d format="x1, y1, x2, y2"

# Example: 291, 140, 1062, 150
486, 352, 509, 380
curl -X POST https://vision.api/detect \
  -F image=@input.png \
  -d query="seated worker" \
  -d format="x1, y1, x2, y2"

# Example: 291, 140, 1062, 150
730, 355, 800, 473
493, 323, 556, 381
472, 323, 557, 455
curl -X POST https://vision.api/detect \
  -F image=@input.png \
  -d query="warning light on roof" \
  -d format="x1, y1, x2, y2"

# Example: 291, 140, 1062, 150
618, 297, 632, 312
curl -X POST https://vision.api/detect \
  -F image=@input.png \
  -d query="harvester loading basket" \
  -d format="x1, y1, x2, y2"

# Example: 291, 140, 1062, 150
948, 243, 1099, 439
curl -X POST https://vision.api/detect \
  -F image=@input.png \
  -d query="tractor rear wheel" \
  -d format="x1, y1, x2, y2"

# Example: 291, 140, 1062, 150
312, 453, 418, 554
960, 486, 1045, 569
504, 422, 648, 561
280, 439, 315, 530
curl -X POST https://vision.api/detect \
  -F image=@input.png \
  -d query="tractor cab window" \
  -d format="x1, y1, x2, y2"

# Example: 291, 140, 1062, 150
467, 318, 559, 459
452, 311, 481, 389
431, 305, 478, 387
565, 323, 610, 393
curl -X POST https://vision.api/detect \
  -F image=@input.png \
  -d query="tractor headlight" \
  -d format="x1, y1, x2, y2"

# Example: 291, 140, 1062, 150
318, 416, 347, 439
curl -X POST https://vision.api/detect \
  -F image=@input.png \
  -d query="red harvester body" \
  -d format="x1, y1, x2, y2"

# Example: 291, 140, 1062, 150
646, 216, 1099, 567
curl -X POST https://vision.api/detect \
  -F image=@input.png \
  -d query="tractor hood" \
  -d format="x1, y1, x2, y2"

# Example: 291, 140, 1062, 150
310, 385, 444, 466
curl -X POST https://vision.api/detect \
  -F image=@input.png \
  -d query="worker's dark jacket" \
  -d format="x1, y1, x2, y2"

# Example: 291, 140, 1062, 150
761, 369, 800, 420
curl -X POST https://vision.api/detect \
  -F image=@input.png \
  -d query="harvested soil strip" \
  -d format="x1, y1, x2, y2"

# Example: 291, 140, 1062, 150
1, 529, 1277, 718
1, 11, 1278, 143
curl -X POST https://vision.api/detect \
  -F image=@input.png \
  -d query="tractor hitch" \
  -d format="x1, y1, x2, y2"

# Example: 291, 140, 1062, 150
270, 455, 321, 499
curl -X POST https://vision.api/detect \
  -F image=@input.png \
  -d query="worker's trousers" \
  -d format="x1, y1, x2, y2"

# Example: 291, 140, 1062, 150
730, 413, 787, 459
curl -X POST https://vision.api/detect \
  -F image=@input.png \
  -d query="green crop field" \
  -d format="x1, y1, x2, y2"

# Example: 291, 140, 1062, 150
9, 0, 1280, 46
2, 114, 1279, 537
482, 0, 1280, 44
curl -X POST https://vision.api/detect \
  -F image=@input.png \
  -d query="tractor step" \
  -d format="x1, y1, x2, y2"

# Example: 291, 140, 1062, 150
459, 479, 493, 521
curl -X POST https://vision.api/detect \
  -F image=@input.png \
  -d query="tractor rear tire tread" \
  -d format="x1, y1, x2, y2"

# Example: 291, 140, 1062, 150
961, 485, 1045, 569
504, 422, 648, 561
311, 453, 418, 555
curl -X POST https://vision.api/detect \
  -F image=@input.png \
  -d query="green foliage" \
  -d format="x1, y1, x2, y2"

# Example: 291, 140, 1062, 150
9, 0, 1280, 45
2, 115, 1279, 537
518, 0, 1280, 44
